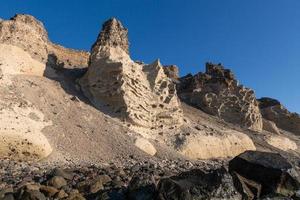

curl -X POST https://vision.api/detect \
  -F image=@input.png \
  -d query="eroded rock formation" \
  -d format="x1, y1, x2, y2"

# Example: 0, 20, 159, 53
163, 65, 179, 81
178, 63, 263, 131
80, 18, 183, 129
258, 97, 300, 135
0, 14, 89, 68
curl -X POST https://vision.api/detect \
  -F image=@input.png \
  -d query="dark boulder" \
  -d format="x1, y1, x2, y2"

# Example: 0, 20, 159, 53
127, 175, 157, 200
157, 167, 240, 200
229, 151, 300, 199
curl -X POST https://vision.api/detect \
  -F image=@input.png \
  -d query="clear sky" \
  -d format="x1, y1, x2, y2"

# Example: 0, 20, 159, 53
1, 0, 299, 113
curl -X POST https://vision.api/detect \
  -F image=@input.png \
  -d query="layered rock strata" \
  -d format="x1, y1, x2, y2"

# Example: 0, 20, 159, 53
178, 63, 263, 131
80, 18, 183, 129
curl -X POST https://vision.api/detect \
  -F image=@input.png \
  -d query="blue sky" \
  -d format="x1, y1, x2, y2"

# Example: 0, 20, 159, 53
1, 0, 299, 113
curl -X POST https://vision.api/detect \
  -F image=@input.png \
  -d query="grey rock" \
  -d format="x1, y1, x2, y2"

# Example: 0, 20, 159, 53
158, 167, 240, 200
51, 168, 74, 180
229, 151, 300, 199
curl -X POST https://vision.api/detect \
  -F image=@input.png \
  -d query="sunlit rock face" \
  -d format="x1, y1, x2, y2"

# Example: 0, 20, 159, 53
178, 63, 263, 131
258, 97, 300, 135
80, 18, 183, 129
0, 14, 89, 68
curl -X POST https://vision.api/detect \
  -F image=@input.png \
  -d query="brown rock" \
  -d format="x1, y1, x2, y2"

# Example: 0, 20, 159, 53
178, 63, 263, 131
163, 65, 180, 81
55, 189, 68, 199
47, 176, 67, 189
258, 97, 300, 135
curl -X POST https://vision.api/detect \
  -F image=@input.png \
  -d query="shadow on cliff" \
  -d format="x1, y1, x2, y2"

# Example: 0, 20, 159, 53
44, 54, 122, 118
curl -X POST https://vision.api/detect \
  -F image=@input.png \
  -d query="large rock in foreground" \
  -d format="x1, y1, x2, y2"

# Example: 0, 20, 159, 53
178, 63, 263, 131
80, 18, 183, 129
258, 97, 300, 135
158, 168, 241, 200
229, 151, 300, 199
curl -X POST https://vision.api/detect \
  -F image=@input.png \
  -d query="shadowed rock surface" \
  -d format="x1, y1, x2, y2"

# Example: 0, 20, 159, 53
163, 65, 180, 81
258, 97, 300, 135
229, 151, 300, 199
178, 63, 263, 131
80, 18, 183, 130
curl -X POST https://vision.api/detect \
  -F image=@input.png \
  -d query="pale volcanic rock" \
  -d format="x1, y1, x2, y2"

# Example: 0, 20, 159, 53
80, 18, 183, 130
178, 63, 263, 131
175, 129, 256, 160
0, 14, 89, 69
262, 119, 280, 134
258, 97, 300, 135
134, 137, 157, 156
0, 100, 53, 160
265, 135, 297, 151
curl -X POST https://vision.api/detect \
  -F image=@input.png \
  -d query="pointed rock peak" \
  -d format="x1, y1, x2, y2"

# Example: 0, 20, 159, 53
150, 59, 162, 67
205, 62, 235, 80
10, 14, 45, 29
93, 17, 129, 54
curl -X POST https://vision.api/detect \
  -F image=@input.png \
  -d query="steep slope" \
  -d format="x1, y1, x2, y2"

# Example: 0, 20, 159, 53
0, 14, 298, 164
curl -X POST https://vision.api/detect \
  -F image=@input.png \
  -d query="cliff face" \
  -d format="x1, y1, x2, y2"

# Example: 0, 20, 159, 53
258, 97, 300, 135
79, 18, 183, 129
0, 14, 89, 69
178, 63, 263, 131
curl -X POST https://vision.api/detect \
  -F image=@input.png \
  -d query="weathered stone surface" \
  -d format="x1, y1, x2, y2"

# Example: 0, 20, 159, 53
229, 151, 300, 199
127, 175, 157, 200
80, 18, 183, 129
265, 135, 297, 151
176, 129, 256, 159
90, 17, 129, 61
163, 65, 180, 81
178, 63, 263, 131
134, 137, 157, 156
158, 167, 241, 200
47, 176, 67, 189
258, 97, 300, 135
0, 14, 89, 68
263, 119, 280, 134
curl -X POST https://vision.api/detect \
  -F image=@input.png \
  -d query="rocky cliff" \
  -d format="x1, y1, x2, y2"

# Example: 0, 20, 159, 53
178, 63, 263, 131
0, 14, 89, 69
79, 18, 183, 130
258, 97, 300, 135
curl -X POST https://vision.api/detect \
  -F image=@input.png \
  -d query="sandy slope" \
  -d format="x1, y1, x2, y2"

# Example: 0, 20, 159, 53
0, 43, 299, 166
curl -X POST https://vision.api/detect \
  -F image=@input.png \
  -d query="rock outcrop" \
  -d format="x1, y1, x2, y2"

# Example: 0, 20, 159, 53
258, 97, 300, 135
176, 129, 256, 159
178, 63, 263, 131
163, 65, 180, 81
262, 119, 280, 134
158, 168, 241, 200
229, 151, 300, 199
79, 18, 183, 129
0, 14, 89, 69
